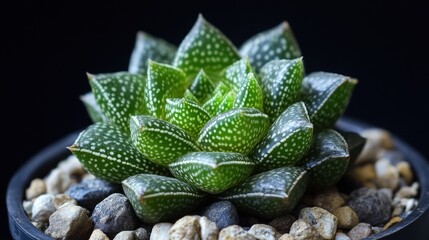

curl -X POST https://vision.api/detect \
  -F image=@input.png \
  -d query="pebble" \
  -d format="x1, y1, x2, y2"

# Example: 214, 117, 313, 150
375, 159, 399, 190
23, 200, 33, 216
150, 223, 173, 240
32, 221, 46, 231
89, 229, 109, 240
395, 182, 419, 199
218, 225, 256, 240
91, 193, 140, 238
66, 178, 122, 210
45, 168, 74, 194
268, 215, 296, 234
203, 201, 239, 229
289, 219, 322, 240
299, 207, 338, 239
114, 231, 137, 240
371, 226, 383, 234
169, 215, 201, 239
53, 193, 77, 209
396, 161, 414, 184
405, 198, 418, 212
356, 128, 395, 164
383, 216, 402, 230
312, 190, 346, 212
347, 223, 372, 240
347, 188, 391, 225
45, 203, 93, 239
278, 233, 294, 240
31, 194, 56, 223
332, 206, 359, 230
58, 155, 86, 176
335, 232, 351, 240
135, 227, 149, 240
347, 164, 376, 187
248, 224, 281, 240
200, 216, 219, 240
25, 178, 46, 199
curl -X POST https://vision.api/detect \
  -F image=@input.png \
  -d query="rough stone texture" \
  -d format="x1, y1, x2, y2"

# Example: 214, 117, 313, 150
23, 200, 33, 216
268, 215, 296, 234
371, 226, 383, 234
135, 227, 149, 240
199, 216, 219, 240
203, 201, 239, 229
383, 216, 402, 230
289, 219, 323, 240
169, 215, 201, 240
45, 203, 93, 239
45, 168, 74, 194
395, 182, 419, 199
91, 193, 139, 238
375, 159, 399, 190
58, 155, 86, 176
66, 178, 122, 210
278, 233, 294, 240
335, 232, 351, 240
32, 194, 56, 223
356, 128, 394, 164
312, 190, 346, 213
332, 206, 359, 230
219, 225, 256, 240
89, 229, 109, 240
347, 188, 392, 225
114, 231, 137, 240
299, 207, 338, 239
248, 224, 281, 240
396, 161, 414, 184
150, 223, 173, 240
347, 223, 372, 240
25, 178, 46, 199
53, 194, 77, 209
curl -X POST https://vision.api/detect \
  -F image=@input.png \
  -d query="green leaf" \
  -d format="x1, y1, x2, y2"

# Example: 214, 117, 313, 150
260, 58, 304, 121
301, 72, 357, 128
202, 90, 224, 116
169, 152, 255, 194
144, 61, 188, 119
197, 108, 270, 154
300, 129, 350, 190
165, 98, 211, 139
219, 166, 308, 219
129, 31, 177, 74
130, 115, 200, 167
338, 131, 366, 166
240, 22, 301, 72
183, 89, 200, 104
251, 102, 313, 172
68, 123, 169, 183
213, 81, 231, 96
189, 69, 215, 102
215, 90, 236, 115
88, 72, 145, 134
173, 14, 240, 76
222, 58, 256, 90
80, 92, 108, 123
122, 174, 205, 224
233, 73, 263, 111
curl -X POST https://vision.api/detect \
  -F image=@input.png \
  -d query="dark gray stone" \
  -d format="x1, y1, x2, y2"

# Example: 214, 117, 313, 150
347, 188, 392, 225
203, 201, 239, 229
268, 215, 296, 234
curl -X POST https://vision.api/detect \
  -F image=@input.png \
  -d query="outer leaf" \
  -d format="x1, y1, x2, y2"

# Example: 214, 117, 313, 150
233, 72, 263, 111
215, 90, 236, 115
130, 115, 200, 167
165, 98, 211, 139
128, 31, 177, 74
240, 22, 301, 72
88, 72, 145, 134
219, 166, 308, 219
122, 174, 205, 224
145, 61, 187, 119
189, 69, 215, 102
222, 58, 256, 90
251, 102, 313, 172
300, 129, 350, 190
169, 152, 255, 194
198, 108, 270, 154
80, 92, 108, 123
301, 72, 357, 128
260, 58, 304, 121
173, 14, 240, 76
68, 123, 169, 183
202, 90, 224, 116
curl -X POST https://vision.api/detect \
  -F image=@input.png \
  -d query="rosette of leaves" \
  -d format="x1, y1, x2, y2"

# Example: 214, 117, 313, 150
70, 14, 361, 223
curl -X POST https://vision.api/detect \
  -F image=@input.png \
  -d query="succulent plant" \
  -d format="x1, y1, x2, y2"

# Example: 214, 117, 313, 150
70, 15, 361, 223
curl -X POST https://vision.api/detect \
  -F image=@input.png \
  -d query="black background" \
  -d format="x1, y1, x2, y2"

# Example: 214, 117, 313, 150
3, 0, 429, 237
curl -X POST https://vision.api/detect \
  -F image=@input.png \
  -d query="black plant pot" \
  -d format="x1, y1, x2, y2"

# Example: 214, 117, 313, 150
6, 118, 429, 240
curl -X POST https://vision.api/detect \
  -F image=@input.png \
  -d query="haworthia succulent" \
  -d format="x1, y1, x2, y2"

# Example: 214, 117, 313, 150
215, 90, 236, 115
198, 108, 270, 154
130, 115, 200, 167
301, 72, 357, 128
165, 98, 211, 139
169, 152, 255, 194
260, 58, 304, 121
144, 61, 187, 119
88, 72, 145, 134
128, 31, 177, 74
240, 22, 301, 72
219, 166, 308, 219
233, 72, 263, 111
222, 58, 256, 90
183, 89, 200, 104
189, 69, 215, 102
251, 102, 313, 172
202, 90, 224, 116
213, 81, 231, 96
173, 14, 240, 77
122, 174, 205, 224
80, 92, 108, 123
300, 129, 350, 190
339, 131, 366, 166
68, 123, 169, 183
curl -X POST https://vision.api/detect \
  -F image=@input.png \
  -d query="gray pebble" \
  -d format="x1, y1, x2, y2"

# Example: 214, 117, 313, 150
135, 227, 149, 240
150, 223, 173, 240
32, 194, 56, 223
114, 231, 137, 240
347, 188, 391, 225
45, 168, 74, 194
248, 224, 281, 240
203, 201, 239, 229
347, 223, 372, 240
335, 232, 351, 240
23, 200, 33, 216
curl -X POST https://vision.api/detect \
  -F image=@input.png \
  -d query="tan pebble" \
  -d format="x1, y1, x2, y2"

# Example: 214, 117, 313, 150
312, 190, 345, 213
53, 194, 77, 209
347, 223, 372, 240
299, 207, 338, 239
348, 164, 376, 186
278, 233, 294, 240
58, 155, 86, 176
289, 219, 323, 240
332, 206, 359, 230
219, 225, 256, 240
391, 204, 404, 217
356, 128, 395, 164
45, 169, 74, 194
168, 215, 201, 240
375, 159, 399, 190
150, 223, 173, 240
396, 161, 413, 184
383, 216, 402, 230
26, 178, 46, 200
89, 229, 109, 240
361, 128, 395, 149
248, 224, 281, 240
199, 216, 219, 240
395, 182, 419, 199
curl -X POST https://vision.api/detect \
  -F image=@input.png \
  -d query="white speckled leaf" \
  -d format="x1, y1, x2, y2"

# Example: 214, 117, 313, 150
189, 69, 215, 102
215, 90, 236, 115
68, 123, 169, 183
202, 90, 224, 116
251, 102, 313, 172
183, 89, 200, 104
122, 174, 205, 224
219, 166, 308, 218
260, 58, 304, 121
169, 152, 255, 194
240, 22, 301, 72
173, 14, 240, 76
165, 98, 211, 139
222, 58, 256, 89
129, 31, 177, 74
80, 92, 108, 123
130, 115, 200, 167
89, 72, 146, 134
301, 72, 357, 128
145, 61, 187, 119
233, 72, 263, 111
213, 81, 231, 96
198, 108, 270, 154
